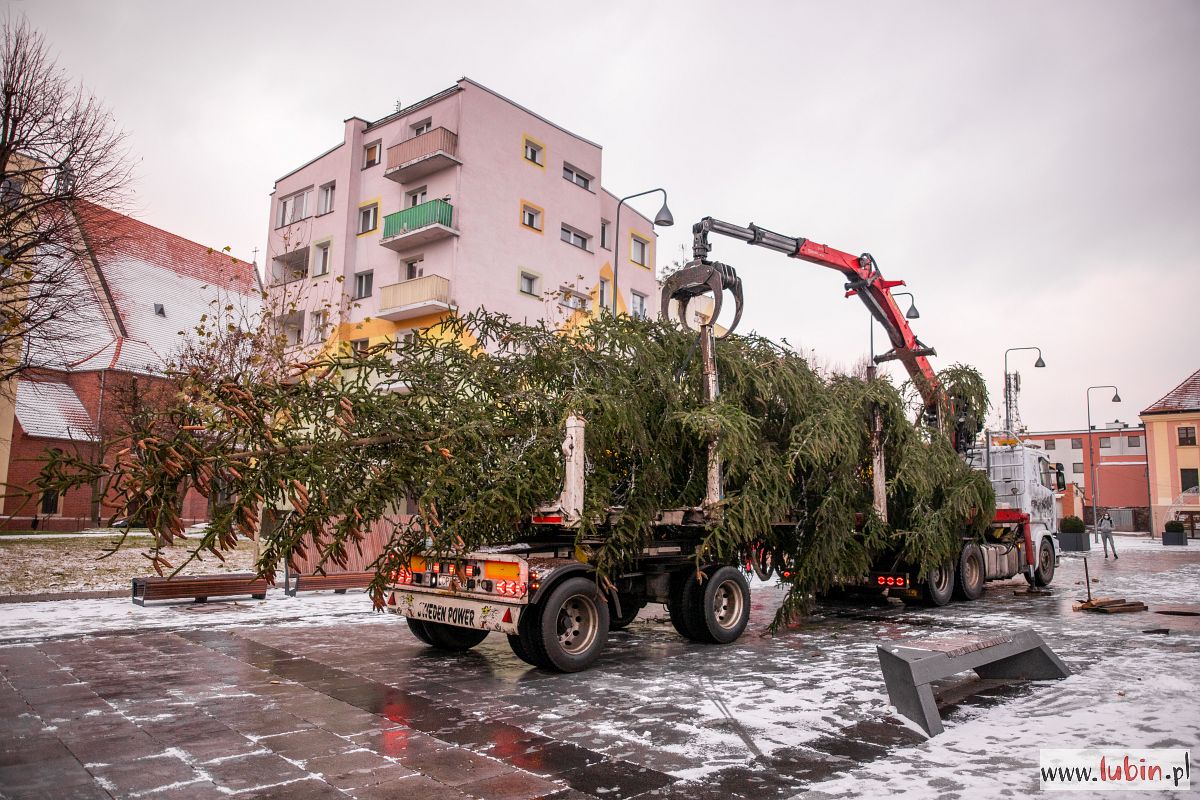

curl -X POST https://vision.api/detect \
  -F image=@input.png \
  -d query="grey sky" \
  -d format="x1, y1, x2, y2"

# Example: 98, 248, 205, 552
15, 0, 1199, 430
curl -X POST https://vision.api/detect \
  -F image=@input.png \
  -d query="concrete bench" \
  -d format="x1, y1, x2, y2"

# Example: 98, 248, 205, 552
132, 573, 269, 606
285, 571, 374, 597
876, 628, 1069, 736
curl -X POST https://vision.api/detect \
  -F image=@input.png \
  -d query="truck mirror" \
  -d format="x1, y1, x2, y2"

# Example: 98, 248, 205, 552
1055, 467, 1067, 491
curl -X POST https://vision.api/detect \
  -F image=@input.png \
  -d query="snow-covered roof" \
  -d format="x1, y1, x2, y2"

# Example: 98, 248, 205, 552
14, 381, 97, 442
1142, 368, 1200, 416
29, 204, 261, 376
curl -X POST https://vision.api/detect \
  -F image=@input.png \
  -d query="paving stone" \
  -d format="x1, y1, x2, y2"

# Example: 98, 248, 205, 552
498, 741, 608, 777
458, 769, 567, 800
234, 777, 351, 799
90, 753, 201, 795
258, 726, 352, 759
350, 773, 474, 800
202, 751, 313, 793
398, 745, 512, 786
303, 749, 414, 789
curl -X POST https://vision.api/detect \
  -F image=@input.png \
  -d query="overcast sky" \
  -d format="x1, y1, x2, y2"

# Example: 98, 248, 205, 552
15, 0, 1199, 431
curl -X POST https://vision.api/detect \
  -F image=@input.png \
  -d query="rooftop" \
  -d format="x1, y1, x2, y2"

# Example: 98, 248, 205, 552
1142, 368, 1200, 416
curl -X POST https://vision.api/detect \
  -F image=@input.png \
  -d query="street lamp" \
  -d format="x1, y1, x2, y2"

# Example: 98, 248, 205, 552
892, 292, 920, 320
612, 188, 672, 315
1086, 384, 1121, 537
1003, 346, 1046, 433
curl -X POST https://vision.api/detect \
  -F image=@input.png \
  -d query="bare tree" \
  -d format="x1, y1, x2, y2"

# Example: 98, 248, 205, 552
0, 15, 133, 380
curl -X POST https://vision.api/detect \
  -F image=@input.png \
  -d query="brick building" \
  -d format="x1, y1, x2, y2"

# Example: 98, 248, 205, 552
1, 206, 260, 531
1141, 368, 1200, 536
1020, 421, 1149, 528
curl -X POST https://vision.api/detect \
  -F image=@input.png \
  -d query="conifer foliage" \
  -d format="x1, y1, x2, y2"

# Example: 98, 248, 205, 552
37, 311, 993, 615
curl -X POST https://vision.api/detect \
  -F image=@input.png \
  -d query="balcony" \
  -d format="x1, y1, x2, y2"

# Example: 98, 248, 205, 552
384, 128, 461, 183
380, 199, 459, 251
377, 274, 452, 321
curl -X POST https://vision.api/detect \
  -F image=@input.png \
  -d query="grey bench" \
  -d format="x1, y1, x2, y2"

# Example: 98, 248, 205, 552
876, 628, 1069, 736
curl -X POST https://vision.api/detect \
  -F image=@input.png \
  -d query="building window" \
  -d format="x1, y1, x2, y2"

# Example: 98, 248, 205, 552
600, 220, 611, 250
1071, 437, 1083, 449
350, 338, 370, 355
521, 203, 543, 231
353, 271, 373, 299
631, 291, 647, 319
562, 163, 591, 190
317, 182, 335, 215
363, 140, 382, 168
412, 118, 432, 137
630, 234, 649, 266
277, 189, 310, 227
309, 309, 329, 343
40, 488, 59, 515
313, 242, 331, 276
358, 204, 378, 234
1128, 435, 1141, 447
560, 225, 590, 251
598, 278, 609, 311
407, 186, 428, 207
1044, 439, 1056, 451
519, 271, 539, 296
405, 259, 423, 281
1183, 468, 1200, 493
1073, 462, 1084, 473
1179, 426, 1197, 447
523, 138, 544, 166
1099, 437, 1111, 449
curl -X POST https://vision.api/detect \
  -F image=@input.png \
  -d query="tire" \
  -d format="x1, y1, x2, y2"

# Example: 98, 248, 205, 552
668, 569, 703, 640
405, 617, 435, 646
691, 566, 751, 644
1025, 538, 1056, 587
421, 621, 489, 652
532, 577, 609, 672
510, 602, 552, 668
953, 543, 985, 601
608, 595, 644, 631
922, 562, 955, 607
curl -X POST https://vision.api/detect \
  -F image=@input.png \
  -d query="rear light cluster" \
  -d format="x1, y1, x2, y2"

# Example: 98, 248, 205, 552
875, 575, 907, 587
392, 567, 414, 585
491, 579, 527, 598
390, 558, 527, 598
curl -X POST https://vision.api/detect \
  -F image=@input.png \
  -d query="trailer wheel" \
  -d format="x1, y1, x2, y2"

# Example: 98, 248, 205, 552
533, 577, 609, 672
420, 621, 489, 652
608, 596, 645, 631
509, 604, 550, 667
405, 617, 435, 646
668, 569, 703, 640
1025, 538, 1056, 587
953, 543, 985, 601
921, 562, 955, 607
691, 566, 751, 644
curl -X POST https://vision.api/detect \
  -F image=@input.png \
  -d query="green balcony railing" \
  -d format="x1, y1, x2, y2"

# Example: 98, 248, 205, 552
383, 199, 454, 239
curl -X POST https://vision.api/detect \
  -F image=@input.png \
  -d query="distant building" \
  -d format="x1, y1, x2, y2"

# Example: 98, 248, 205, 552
1, 206, 260, 531
1140, 368, 1200, 536
265, 77, 662, 354
1020, 421, 1149, 527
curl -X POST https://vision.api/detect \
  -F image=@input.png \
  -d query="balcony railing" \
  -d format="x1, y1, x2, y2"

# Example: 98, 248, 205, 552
385, 127, 460, 183
378, 274, 451, 321
380, 199, 458, 251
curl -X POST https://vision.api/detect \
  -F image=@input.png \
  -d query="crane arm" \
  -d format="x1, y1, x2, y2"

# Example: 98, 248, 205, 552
689, 216, 942, 422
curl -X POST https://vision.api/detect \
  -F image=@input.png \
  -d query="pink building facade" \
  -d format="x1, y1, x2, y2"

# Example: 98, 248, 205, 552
266, 78, 660, 350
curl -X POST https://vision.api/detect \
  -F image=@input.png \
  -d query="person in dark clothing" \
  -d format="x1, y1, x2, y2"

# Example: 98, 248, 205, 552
1098, 512, 1118, 559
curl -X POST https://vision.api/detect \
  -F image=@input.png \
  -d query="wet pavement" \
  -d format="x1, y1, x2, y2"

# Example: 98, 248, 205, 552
1, 537, 1197, 799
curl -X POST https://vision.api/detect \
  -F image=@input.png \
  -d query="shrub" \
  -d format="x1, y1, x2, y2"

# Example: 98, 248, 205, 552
1060, 515, 1086, 534
1165, 519, 1185, 534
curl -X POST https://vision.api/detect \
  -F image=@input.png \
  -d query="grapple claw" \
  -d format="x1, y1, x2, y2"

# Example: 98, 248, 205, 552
659, 260, 744, 338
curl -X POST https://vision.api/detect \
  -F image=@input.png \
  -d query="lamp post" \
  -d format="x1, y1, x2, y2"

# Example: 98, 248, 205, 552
1003, 346, 1046, 433
1086, 384, 1122, 538
869, 292, 918, 360
612, 188, 672, 315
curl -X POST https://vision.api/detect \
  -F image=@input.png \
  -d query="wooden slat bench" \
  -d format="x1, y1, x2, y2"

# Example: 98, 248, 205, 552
132, 573, 270, 606
876, 628, 1069, 736
285, 571, 374, 597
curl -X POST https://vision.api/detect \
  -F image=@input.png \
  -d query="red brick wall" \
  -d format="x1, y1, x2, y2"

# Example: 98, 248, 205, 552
3, 369, 212, 532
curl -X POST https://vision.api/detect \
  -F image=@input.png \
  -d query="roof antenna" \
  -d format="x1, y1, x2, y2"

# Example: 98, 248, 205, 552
394, 99, 403, 113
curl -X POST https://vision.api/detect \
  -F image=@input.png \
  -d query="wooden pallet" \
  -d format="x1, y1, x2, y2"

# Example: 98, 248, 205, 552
1072, 597, 1148, 613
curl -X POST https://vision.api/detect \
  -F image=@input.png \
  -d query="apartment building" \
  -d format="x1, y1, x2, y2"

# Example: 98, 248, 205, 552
1020, 421, 1149, 524
1140, 368, 1200, 535
266, 78, 661, 351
